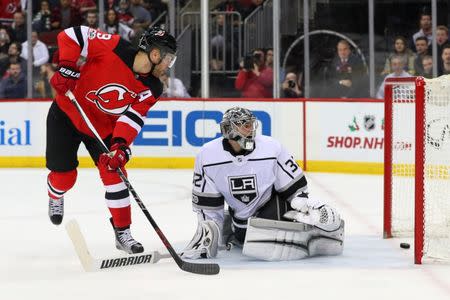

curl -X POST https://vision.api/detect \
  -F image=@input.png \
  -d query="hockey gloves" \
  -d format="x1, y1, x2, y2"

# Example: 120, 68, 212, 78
50, 61, 80, 95
283, 195, 325, 226
99, 139, 131, 171
290, 195, 325, 213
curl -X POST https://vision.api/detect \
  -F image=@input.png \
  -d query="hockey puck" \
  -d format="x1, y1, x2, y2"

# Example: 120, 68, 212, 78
400, 242, 410, 249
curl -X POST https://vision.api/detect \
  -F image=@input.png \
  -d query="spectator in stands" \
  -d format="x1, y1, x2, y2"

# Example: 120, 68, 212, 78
413, 36, 429, 75
235, 0, 259, 19
34, 63, 56, 98
83, 10, 99, 29
411, 11, 432, 48
438, 43, 450, 76
281, 72, 302, 98
52, 0, 82, 30
117, 0, 135, 27
376, 55, 412, 99
0, 1, 21, 23
160, 72, 191, 98
325, 39, 366, 98
72, 0, 97, 18
210, 13, 239, 71
265, 48, 273, 68
213, 0, 251, 23
0, 42, 27, 78
32, 0, 52, 32
382, 36, 415, 75
20, 31, 50, 68
129, 0, 152, 31
0, 62, 27, 98
235, 48, 273, 98
251, 0, 264, 7
9, 11, 27, 43
146, 0, 167, 23
102, 9, 134, 42
103, 0, 120, 10
436, 25, 449, 70
0, 28, 11, 59
420, 55, 433, 79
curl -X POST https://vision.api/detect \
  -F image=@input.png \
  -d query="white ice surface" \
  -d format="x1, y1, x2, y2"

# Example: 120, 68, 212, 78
0, 169, 449, 300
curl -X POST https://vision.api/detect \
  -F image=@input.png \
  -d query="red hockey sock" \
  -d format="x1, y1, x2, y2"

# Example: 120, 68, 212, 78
47, 170, 77, 200
109, 206, 132, 228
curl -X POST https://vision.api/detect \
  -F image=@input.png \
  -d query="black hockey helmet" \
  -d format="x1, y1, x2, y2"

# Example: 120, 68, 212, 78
220, 107, 258, 151
138, 27, 177, 55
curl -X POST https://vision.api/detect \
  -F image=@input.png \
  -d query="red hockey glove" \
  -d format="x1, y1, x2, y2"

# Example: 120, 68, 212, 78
99, 139, 131, 171
50, 61, 80, 95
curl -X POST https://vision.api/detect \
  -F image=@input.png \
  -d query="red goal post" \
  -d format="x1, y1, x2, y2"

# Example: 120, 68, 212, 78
384, 76, 450, 264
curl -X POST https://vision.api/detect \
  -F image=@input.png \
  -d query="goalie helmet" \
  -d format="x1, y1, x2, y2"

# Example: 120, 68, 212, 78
220, 107, 258, 151
138, 27, 177, 68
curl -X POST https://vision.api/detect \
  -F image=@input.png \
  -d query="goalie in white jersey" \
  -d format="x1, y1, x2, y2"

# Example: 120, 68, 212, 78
182, 107, 344, 261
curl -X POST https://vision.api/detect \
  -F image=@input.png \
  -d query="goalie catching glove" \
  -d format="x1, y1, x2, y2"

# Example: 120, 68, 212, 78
50, 60, 80, 95
98, 138, 131, 171
181, 220, 220, 259
284, 195, 341, 231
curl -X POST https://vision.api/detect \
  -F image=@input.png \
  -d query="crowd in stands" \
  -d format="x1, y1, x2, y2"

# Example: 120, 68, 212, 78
0, 0, 173, 99
0, 1, 449, 100
374, 11, 450, 99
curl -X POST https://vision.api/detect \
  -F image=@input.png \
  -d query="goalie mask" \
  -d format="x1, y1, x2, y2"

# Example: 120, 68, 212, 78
220, 107, 258, 151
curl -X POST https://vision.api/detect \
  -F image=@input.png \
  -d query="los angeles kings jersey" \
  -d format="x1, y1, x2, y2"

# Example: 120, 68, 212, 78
192, 135, 308, 229
55, 26, 163, 145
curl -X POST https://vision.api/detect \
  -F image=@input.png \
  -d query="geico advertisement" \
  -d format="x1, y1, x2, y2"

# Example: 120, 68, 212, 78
307, 102, 384, 162
132, 101, 303, 158
0, 101, 304, 159
0, 102, 51, 156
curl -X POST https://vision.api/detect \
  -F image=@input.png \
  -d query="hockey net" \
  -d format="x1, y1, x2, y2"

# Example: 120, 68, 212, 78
384, 76, 450, 264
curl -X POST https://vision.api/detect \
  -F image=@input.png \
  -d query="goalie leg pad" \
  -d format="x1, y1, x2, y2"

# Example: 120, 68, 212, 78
242, 217, 344, 261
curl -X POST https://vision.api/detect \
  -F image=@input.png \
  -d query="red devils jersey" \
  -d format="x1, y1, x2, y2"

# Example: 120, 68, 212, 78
55, 26, 163, 145
0, 1, 21, 20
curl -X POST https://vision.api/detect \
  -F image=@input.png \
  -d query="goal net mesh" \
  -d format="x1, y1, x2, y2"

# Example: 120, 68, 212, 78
390, 76, 450, 262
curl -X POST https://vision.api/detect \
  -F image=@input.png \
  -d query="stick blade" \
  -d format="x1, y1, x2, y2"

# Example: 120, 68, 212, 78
65, 219, 94, 272
181, 261, 220, 275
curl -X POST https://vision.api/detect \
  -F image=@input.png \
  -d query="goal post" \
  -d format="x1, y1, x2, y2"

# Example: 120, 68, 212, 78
384, 76, 450, 264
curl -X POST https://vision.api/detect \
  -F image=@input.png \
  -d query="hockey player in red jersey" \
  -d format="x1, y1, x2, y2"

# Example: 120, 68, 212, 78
46, 25, 177, 254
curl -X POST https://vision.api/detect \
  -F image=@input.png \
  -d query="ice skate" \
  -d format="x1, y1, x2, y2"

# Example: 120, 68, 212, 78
48, 197, 64, 225
110, 218, 144, 254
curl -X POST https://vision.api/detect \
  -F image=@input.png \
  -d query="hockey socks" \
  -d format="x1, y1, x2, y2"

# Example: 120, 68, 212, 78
47, 170, 77, 225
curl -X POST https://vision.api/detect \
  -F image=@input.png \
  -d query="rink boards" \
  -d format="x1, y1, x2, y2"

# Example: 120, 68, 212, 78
0, 98, 385, 173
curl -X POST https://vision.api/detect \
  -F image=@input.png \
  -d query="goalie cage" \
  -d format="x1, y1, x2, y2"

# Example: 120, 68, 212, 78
384, 76, 450, 264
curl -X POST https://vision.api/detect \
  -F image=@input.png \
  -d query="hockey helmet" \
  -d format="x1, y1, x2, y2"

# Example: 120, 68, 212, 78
220, 107, 258, 151
138, 27, 177, 68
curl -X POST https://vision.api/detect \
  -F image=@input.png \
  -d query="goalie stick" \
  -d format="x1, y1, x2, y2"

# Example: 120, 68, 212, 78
65, 90, 220, 275
66, 219, 172, 271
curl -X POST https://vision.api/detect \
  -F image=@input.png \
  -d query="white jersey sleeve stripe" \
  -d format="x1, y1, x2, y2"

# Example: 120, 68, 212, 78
193, 204, 224, 211
116, 115, 141, 134
193, 190, 223, 198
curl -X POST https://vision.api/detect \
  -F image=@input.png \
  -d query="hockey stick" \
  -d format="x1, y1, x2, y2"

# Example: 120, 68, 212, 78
65, 219, 173, 271
65, 90, 220, 275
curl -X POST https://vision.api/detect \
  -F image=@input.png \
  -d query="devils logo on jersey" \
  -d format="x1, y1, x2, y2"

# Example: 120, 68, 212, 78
85, 84, 137, 115
228, 175, 258, 204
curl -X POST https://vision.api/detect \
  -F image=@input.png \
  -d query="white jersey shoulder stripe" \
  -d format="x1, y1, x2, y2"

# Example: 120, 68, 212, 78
64, 26, 89, 57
